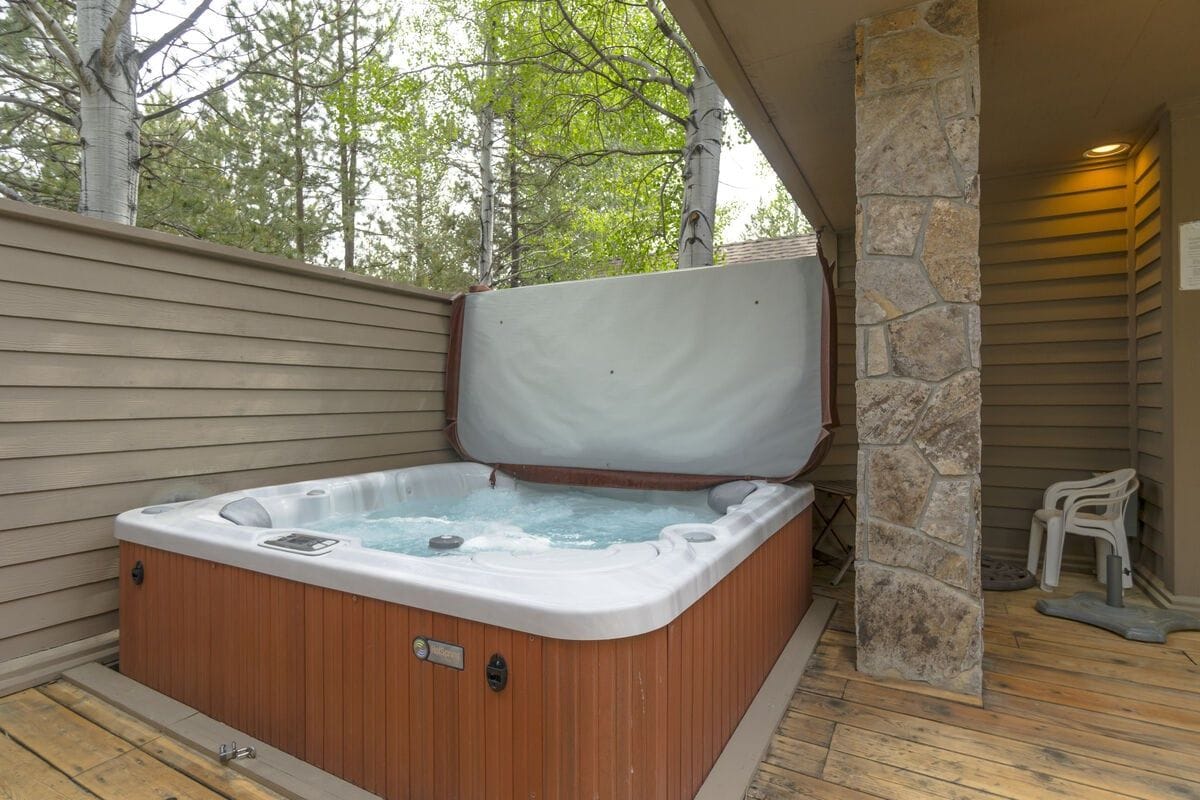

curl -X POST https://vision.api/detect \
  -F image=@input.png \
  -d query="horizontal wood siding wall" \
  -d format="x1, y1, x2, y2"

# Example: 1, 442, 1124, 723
804, 235, 858, 539
813, 165, 1137, 561
978, 163, 1133, 558
0, 202, 456, 666
1131, 126, 1167, 578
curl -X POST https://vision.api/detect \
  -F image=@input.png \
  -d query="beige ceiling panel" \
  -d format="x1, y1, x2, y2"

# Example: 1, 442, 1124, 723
668, 0, 1200, 237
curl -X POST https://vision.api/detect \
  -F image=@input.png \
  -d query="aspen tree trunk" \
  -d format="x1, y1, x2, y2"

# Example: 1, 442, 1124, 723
414, 182, 426, 275
336, 0, 359, 272
506, 106, 521, 288
289, 17, 306, 260
676, 61, 724, 268
77, 0, 138, 224
476, 24, 496, 285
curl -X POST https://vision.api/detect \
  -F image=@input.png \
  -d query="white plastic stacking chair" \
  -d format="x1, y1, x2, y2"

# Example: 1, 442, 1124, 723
1026, 469, 1139, 592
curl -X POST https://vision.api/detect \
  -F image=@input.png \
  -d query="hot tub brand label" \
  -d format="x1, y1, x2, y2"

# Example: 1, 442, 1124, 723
412, 636, 464, 670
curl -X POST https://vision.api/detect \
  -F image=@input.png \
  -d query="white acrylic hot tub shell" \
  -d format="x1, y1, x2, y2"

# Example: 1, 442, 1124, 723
115, 462, 813, 640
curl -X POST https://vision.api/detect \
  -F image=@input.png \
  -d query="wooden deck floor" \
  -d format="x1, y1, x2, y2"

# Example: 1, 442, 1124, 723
747, 566, 1200, 799
0, 679, 285, 800
3, 569, 1199, 800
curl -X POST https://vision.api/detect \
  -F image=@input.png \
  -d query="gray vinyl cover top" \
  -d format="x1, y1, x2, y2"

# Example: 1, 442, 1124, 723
445, 257, 834, 485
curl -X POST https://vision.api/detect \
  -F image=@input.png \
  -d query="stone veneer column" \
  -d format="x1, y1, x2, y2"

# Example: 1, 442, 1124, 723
853, 0, 983, 695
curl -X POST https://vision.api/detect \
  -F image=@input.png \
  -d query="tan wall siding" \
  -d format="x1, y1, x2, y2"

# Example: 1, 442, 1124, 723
803, 235, 857, 547
814, 164, 1134, 561
1131, 126, 1167, 579
808, 234, 858, 485
0, 202, 456, 665
978, 163, 1133, 558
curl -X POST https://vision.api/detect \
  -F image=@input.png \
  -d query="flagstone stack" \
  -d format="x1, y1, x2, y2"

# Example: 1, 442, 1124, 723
853, 0, 983, 696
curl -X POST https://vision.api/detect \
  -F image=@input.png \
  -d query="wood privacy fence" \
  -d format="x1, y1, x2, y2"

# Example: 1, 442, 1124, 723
0, 201, 456, 677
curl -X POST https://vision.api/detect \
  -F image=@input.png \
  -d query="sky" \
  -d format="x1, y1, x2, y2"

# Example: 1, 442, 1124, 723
719, 138, 775, 242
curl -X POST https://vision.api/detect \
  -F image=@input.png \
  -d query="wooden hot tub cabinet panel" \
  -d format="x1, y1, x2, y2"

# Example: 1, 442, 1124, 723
118, 507, 811, 799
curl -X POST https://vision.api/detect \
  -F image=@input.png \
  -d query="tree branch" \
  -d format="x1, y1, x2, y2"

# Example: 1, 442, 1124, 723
140, 66, 253, 121
14, 0, 88, 87
100, 0, 136, 70
607, 53, 686, 93
138, 0, 213, 66
0, 93, 75, 125
550, 0, 687, 126
0, 62, 78, 99
646, 0, 700, 74
0, 181, 27, 202
141, 13, 351, 122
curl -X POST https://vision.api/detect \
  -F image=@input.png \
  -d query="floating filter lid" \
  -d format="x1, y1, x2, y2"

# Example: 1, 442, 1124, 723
444, 256, 836, 489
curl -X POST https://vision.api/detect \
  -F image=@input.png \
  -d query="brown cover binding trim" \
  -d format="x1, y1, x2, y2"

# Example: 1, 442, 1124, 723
442, 252, 839, 489
786, 236, 839, 478
494, 464, 753, 491
816, 237, 839, 431
444, 284, 494, 432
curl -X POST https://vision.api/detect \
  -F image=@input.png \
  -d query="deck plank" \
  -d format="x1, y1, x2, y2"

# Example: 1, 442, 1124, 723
983, 687, 1200, 755
984, 654, 1200, 711
842, 680, 1200, 785
829, 725, 1133, 800
822, 749, 1008, 800
48, 679, 287, 800
74, 750, 225, 800
760, 733, 827, 777
774, 709, 836, 748
0, 677, 295, 800
141, 737, 289, 800
793, 690, 1200, 800
984, 641, 1200, 693
809, 643, 985, 707
987, 620, 1194, 664
748, 565, 1200, 799
983, 670, 1200, 733
38, 682, 161, 748
746, 760, 881, 800
0, 689, 131, 777
0, 732, 98, 800
1004, 633, 1200, 672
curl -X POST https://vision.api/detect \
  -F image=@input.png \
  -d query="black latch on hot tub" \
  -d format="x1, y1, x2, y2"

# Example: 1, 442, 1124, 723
131, 560, 144, 586
486, 653, 508, 692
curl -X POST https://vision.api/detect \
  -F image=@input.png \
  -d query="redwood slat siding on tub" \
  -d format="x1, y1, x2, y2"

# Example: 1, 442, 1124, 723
0, 199, 456, 671
118, 509, 812, 800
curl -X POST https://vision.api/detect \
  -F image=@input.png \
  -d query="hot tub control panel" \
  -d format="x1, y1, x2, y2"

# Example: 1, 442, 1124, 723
259, 532, 341, 555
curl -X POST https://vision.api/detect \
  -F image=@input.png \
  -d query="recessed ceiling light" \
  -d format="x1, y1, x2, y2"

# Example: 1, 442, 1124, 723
1084, 142, 1131, 158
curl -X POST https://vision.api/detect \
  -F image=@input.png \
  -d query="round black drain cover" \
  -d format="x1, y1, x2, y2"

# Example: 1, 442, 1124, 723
982, 555, 1036, 591
429, 534, 464, 550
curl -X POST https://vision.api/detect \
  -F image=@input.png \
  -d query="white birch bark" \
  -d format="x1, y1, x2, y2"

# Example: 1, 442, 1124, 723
77, 0, 139, 224
676, 62, 724, 268
476, 26, 496, 285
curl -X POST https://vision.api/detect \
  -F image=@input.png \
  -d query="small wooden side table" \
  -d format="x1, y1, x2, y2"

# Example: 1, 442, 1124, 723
810, 479, 856, 586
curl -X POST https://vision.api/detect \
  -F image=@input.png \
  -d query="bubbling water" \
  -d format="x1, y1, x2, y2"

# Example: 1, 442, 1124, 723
305, 484, 719, 557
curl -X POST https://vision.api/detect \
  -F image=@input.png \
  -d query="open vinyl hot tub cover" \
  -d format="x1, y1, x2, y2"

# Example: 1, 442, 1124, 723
444, 256, 836, 489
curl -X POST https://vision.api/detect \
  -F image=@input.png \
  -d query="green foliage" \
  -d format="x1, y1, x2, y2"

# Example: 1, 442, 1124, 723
359, 62, 478, 288
744, 178, 814, 241
481, 0, 694, 284
1, 0, 747, 291
0, 0, 80, 207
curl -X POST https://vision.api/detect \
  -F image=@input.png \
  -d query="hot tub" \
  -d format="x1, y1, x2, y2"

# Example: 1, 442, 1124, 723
117, 462, 813, 799
117, 256, 833, 799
